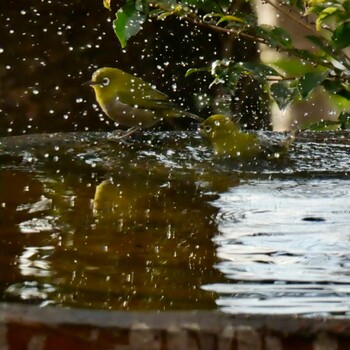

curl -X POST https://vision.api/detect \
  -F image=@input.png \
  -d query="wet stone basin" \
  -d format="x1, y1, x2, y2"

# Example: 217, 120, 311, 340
2, 303, 350, 350
0, 130, 350, 348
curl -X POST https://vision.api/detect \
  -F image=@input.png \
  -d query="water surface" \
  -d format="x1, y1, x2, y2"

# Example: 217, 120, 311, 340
1, 131, 349, 315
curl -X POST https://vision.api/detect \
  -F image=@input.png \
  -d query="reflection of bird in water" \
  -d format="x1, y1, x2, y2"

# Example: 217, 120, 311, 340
92, 179, 120, 215
200, 114, 297, 159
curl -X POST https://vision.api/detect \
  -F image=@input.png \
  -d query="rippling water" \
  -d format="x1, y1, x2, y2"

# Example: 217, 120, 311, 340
203, 179, 350, 315
0, 131, 350, 314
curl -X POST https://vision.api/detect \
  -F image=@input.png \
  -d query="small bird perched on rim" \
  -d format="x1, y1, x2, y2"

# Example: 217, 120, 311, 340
200, 114, 297, 159
85, 67, 202, 138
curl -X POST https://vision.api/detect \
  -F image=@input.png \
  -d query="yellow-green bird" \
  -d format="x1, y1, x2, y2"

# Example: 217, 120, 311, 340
200, 114, 297, 159
85, 67, 202, 138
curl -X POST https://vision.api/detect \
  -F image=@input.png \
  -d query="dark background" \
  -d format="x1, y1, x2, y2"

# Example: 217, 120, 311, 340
0, 0, 267, 137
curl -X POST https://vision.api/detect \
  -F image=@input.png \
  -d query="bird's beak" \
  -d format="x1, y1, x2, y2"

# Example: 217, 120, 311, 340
82, 80, 98, 87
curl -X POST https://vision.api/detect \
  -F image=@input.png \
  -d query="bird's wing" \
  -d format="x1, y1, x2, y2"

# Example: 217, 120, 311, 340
116, 74, 201, 120
117, 76, 175, 111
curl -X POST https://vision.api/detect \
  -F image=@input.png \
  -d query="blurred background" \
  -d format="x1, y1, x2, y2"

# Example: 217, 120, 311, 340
0, 0, 272, 137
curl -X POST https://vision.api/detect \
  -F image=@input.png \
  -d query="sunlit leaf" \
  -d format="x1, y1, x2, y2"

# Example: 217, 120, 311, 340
113, 1, 148, 48
315, 7, 340, 31
272, 56, 314, 76
157, 4, 182, 20
154, 0, 178, 7
305, 120, 342, 131
103, 0, 111, 10
298, 71, 328, 98
270, 81, 297, 110
287, 48, 330, 67
332, 21, 350, 49
217, 15, 245, 25
307, 0, 327, 6
304, 110, 350, 130
203, 13, 222, 23
185, 67, 210, 77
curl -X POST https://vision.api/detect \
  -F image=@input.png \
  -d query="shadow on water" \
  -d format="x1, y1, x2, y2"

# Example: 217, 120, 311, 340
0, 130, 350, 315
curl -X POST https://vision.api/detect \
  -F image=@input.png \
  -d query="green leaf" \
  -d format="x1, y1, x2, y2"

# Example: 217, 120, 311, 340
305, 120, 342, 131
305, 35, 335, 55
157, 4, 183, 20
289, 0, 305, 11
217, 15, 245, 25
256, 25, 293, 49
316, 7, 340, 31
332, 21, 350, 49
322, 79, 350, 100
286, 48, 330, 67
175, 0, 226, 12
342, 0, 350, 13
298, 71, 328, 98
270, 81, 297, 110
238, 62, 280, 77
322, 79, 341, 94
113, 1, 148, 48
338, 111, 350, 128
271, 56, 315, 76
185, 67, 210, 77
305, 6, 320, 15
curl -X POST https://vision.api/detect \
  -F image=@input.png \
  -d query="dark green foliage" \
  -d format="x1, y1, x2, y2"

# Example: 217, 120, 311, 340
113, 0, 148, 48
332, 21, 350, 49
105, 0, 350, 129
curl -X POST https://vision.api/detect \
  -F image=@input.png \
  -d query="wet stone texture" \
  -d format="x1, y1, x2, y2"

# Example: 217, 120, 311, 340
1, 303, 350, 350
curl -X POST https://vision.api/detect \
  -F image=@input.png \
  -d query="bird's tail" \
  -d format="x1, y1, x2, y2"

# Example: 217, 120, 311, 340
166, 109, 203, 122
183, 111, 204, 122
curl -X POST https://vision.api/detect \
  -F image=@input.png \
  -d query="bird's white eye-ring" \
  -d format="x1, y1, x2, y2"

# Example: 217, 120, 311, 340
205, 125, 212, 133
102, 77, 110, 86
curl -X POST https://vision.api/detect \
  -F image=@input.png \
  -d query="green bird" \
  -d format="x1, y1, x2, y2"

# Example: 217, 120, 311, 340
85, 67, 202, 138
200, 114, 297, 159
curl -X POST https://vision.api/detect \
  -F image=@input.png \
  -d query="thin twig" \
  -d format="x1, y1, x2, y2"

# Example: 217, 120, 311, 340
264, 0, 350, 69
264, 0, 318, 36
184, 12, 266, 44
149, 1, 350, 70
266, 76, 296, 81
